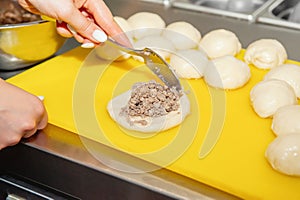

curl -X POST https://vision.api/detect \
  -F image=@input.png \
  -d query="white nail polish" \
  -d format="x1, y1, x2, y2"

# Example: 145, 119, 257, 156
92, 30, 107, 42
67, 24, 76, 35
38, 96, 44, 101
81, 43, 95, 48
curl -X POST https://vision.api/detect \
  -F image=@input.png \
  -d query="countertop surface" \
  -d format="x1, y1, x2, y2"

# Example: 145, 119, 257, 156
2, 0, 300, 199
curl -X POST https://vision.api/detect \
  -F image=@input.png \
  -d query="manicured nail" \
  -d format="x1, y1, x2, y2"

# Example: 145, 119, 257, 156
81, 42, 95, 48
92, 29, 107, 42
67, 24, 76, 35
38, 96, 44, 101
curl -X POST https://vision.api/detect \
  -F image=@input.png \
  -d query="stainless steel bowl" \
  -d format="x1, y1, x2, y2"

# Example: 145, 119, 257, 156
0, 1, 66, 71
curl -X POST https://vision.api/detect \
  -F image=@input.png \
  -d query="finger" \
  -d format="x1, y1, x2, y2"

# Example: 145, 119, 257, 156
22, 115, 47, 139
85, 0, 131, 46
56, 20, 73, 38
81, 39, 95, 48
1, 133, 22, 148
62, 7, 107, 44
57, 14, 97, 46
66, 23, 88, 44
36, 110, 48, 130
22, 120, 38, 138
23, 128, 37, 138
18, 0, 41, 15
22, 111, 48, 140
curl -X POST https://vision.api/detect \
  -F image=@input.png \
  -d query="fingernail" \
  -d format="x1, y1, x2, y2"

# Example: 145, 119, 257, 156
67, 24, 76, 35
57, 20, 63, 24
81, 42, 95, 48
38, 96, 44, 101
92, 29, 107, 42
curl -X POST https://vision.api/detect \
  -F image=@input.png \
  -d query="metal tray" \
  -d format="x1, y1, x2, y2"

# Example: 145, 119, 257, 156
170, 0, 276, 21
258, 0, 300, 30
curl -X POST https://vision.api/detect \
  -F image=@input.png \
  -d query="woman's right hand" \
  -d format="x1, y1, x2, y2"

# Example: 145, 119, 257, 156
18, 0, 131, 47
0, 79, 48, 150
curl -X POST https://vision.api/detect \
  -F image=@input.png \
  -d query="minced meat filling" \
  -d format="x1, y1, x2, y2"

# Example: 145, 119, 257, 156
122, 81, 181, 118
0, 1, 41, 25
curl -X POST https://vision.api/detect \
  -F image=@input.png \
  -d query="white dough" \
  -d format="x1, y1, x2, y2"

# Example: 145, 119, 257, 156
94, 42, 131, 61
133, 35, 176, 61
265, 133, 300, 176
95, 16, 133, 61
272, 105, 300, 136
169, 49, 209, 79
198, 29, 241, 59
162, 21, 201, 50
264, 64, 300, 98
244, 39, 287, 69
127, 12, 166, 40
250, 79, 297, 118
114, 16, 131, 31
114, 16, 134, 41
203, 55, 250, 89
107, 90, 190, 133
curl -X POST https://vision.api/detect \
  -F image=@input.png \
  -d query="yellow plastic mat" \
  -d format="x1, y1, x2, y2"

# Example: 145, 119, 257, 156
7, 47, 300, 200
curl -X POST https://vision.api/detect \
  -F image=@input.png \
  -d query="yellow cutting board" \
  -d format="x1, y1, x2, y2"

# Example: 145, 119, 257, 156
7, 47, 300, 200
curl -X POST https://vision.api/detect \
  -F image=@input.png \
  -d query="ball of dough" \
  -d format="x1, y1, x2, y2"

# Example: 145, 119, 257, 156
169, 49, 209, 79
198, 29, 241, 59
127, 12, 166, 40
204, 55, 250, 89
162, 21, 201, 50
114, 16, 134, 42
265, 133, 300, 176
95, 16, 133, 61
244, 39, 287, 69
272, 105, 300, 136
250, 79, 297, 118
107, 82, 190, 133
114, 16, 131, 31
264, 64, 300, 98
94, 42, 131, 61
133, 35, 176, 61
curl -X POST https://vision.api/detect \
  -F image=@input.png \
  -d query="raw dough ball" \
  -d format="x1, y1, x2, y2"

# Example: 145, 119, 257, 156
95, 16, 133, 61
162, 21, 201, 50
114, 16, 134, 42
95, 42, 131, 61
250, 79, 297, 118
133, 35, 176, 61
265, 133, 300, 176
264, 64, 300, 98
114, 16, 131, 31
169, 49, 209, 79
198, 29, 241, 59
272, 105, 300, 136
107, 81, 190, 133
127, 12, 166, 40
204, 55, 250, 89
244, 39, 287, 69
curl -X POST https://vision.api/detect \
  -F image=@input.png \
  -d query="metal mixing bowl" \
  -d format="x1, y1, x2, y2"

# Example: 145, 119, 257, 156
0, 1, 66, 71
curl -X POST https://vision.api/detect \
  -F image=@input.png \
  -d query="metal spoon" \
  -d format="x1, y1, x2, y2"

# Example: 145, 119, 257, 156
106, 38, 182, 92
40, 17, 182, 92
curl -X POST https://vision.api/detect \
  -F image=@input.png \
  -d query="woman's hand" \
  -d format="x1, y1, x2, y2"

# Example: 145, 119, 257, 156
0, 79, 48, 150
18, 0, 130, 47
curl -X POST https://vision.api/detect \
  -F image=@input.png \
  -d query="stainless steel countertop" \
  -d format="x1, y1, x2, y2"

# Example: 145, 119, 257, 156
3, 0, 300, 199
